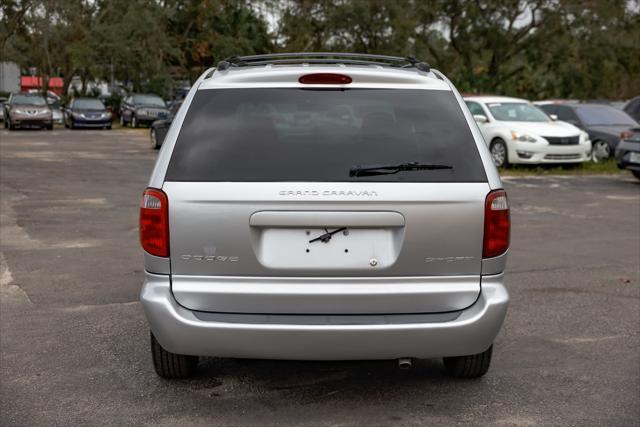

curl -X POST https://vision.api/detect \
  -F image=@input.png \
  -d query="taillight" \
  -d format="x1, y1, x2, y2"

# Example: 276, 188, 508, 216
299, 73, 352, 84
483, 190, 510, 258
140, 188, 169, 257
620, 131, 633, 140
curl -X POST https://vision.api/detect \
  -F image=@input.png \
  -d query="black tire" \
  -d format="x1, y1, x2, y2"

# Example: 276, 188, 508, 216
46, 124, 53, 130
443, 345, 492, 378
8, 118, 15, 130
490, 139, 509, 168
632, 170, 640, 180
69, 120, 75, 130
150, 332, 198, 379
150, 128, 160, 149
3, 117, 7, 128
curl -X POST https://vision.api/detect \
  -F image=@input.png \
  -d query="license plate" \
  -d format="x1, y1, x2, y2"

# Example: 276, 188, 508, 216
630, 152, 640, 164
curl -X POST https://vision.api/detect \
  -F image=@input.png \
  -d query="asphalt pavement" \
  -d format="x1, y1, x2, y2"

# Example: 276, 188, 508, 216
1, 128, 639, 426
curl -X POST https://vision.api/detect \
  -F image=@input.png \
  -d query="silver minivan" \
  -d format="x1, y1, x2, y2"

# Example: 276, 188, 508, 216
140, 53, 510, 379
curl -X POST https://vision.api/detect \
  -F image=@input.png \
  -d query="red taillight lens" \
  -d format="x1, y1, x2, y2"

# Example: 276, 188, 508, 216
483, 190, 510, 258
299, 73, 352, 85
620, 131, 633, 140
140, 188, 169, 257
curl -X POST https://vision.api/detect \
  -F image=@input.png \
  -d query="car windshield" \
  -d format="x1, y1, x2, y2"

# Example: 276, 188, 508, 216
133, 95, 165, 107
166, 88, 487, 183
487, 102, 549, 122
75, 99, 105, 109
575, 105, 638, 126
13, 95, 47, 106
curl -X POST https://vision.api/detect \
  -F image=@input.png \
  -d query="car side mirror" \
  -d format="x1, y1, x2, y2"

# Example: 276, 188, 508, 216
549, 114, 558, 121
473, 114, 488, 124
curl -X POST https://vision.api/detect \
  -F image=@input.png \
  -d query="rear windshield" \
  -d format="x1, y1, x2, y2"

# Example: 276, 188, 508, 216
166, 88, 486, 182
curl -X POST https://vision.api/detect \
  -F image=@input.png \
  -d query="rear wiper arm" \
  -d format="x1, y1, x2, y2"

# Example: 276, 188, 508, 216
349, 162, 453, 177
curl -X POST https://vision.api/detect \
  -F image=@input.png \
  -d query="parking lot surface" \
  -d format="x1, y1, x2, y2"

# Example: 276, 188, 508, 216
1, 128, 639, 425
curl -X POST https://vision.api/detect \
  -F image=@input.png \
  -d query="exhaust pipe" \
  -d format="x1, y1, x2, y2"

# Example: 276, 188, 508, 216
398, 358, 412, 370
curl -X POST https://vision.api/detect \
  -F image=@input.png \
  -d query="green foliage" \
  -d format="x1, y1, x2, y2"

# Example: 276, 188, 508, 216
1, 0, 638, 100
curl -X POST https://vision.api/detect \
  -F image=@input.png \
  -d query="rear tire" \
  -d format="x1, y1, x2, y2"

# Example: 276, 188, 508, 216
632, 170, 640, 180
591, 140, 611, 163
443, 345, 492, 378
150, 332, 198, 379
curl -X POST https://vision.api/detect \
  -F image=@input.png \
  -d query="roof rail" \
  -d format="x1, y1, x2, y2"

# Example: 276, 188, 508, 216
216, 52, 430, 73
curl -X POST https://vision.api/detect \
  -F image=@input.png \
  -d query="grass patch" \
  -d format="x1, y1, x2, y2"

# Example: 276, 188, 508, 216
500, 159, 623, 176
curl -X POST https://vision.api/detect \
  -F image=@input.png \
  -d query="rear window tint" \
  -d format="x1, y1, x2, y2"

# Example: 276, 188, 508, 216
166, 88, 486, 182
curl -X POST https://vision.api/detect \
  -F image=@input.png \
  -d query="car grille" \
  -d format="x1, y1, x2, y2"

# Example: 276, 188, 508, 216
545, 154, 582, 160
543, 135, 580, 145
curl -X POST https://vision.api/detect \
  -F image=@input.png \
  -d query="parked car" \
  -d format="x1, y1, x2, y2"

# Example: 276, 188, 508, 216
464, 96, 591, 167
140, 53, 510, 380
536, 102, 639, 162
48, 99, 64, 124
64, 97, 112, 129
0, 97, 6, 121
3, 92, 53, 130
149, 100, 182, 149
615, 129, 640, 180
623, 96, 640, 123
119, 94, 169, 128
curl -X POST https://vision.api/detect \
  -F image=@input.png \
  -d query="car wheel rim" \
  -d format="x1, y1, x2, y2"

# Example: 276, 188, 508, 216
491, 143, 506, 167
592, 141, 610, 163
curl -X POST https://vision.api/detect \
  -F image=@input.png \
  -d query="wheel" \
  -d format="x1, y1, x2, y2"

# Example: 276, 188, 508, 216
591, 140, 611, 163
4, 118, 8, 129
150, 128, 160, 149
150, 332, 198, 379
632, 170, 640, 180
490, 139, 509, 168
106, 125, 112, 130
7, 118, 15, 130
131, 114, 138, 128
46, 124, 53, 130
69, 120, 75, 130
443, 345, 492, 378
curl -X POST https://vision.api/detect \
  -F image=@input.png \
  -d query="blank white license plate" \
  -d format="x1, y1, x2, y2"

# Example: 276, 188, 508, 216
257, 228, 398, 270
630, 152, 640, 164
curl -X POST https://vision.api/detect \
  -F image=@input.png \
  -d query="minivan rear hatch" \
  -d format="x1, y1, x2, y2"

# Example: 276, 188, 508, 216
164, 87, 489, 314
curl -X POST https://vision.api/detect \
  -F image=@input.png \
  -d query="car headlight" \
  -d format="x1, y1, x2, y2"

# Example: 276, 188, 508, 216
12, 108, 25, 115
72, 112, 82, 118
510, 131, 537, 142
138, 109, 148, 116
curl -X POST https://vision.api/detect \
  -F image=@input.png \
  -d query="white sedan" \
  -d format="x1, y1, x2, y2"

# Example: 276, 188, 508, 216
464, 96, 591, 167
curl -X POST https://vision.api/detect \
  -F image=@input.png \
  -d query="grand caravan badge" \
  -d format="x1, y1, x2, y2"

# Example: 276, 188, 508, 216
279, 190, 379, 197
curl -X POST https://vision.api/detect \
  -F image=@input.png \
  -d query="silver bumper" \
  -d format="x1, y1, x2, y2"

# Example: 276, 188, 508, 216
141, 272, 508, 360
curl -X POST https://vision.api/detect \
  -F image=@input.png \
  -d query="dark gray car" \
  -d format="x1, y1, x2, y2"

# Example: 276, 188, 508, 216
539, 103, 639, 161
119, 94, 169, 128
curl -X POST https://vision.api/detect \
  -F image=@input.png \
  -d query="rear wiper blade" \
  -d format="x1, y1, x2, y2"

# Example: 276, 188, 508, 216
349, 162, 453, 177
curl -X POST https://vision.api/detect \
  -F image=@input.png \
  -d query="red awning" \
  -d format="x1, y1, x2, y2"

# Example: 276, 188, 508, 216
20, 76, 64, 95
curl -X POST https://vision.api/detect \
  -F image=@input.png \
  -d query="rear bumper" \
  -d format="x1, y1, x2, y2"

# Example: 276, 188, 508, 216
141, 272, 509, 360
615, 140, 640, 171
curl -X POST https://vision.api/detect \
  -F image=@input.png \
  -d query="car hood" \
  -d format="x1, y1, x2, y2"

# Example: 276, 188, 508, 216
500, 120, 582, 137
12, 104, 50, 111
